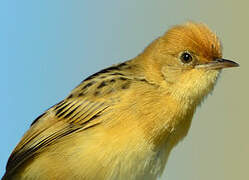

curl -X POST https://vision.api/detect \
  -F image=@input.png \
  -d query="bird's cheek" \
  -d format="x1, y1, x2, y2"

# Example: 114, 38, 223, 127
161, 66, 182, 84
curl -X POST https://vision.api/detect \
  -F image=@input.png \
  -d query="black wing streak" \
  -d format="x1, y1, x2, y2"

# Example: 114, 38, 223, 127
83, 62, 127, 82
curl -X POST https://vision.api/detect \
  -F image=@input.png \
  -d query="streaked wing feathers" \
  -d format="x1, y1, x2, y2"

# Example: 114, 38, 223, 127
6, 96, 111, 175
5, 62, 134, 177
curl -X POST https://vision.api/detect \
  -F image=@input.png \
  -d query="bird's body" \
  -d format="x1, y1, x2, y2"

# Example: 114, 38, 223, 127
3, 22, 238, 180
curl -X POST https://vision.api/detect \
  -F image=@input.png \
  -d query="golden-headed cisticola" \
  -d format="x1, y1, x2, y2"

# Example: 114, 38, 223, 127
3, 22, 239, 180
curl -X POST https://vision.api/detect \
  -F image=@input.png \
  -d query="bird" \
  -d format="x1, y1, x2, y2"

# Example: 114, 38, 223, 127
3, 22, 239, 180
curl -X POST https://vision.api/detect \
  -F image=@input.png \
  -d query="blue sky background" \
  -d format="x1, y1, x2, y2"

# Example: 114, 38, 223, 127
1, 1, 248, 179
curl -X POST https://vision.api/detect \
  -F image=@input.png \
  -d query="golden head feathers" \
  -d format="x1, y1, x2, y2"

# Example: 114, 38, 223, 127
161, 22, 222, 62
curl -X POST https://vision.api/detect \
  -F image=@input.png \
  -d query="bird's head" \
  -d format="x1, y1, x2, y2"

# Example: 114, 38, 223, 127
139, 22, 239, 104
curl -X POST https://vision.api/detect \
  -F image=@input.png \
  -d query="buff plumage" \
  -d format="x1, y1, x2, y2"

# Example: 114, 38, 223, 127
3, 22, 238, 180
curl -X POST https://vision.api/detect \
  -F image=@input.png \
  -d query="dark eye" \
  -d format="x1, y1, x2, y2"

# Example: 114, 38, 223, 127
180, 52, 193, 63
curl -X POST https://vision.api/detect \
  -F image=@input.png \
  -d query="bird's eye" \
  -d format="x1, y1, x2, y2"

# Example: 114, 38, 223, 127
180, 52, 193, 63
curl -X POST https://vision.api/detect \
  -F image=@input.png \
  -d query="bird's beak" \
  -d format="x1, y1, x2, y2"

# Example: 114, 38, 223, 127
195, 58, 239, 70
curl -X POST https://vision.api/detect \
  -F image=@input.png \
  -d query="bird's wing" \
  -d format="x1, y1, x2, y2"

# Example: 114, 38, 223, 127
6, 97, 111, 173
5, 63, 134, 175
